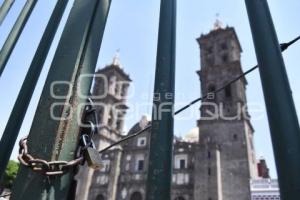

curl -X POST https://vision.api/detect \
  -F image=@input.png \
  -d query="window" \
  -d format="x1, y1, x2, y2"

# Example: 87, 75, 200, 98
121, 84, 129, 97
225, 85, 232, 98
208, 85, 216, 93
134, 154, 145, 171
108, 76, 116, 94
137, 137, 146, 147
100, 160, 110, 172
135, 154, 145, 171
233, 134, 238, 141
208, 167, 211, 176
121, 85, 126, 97
207, 151, 211, 159
173, 173, 189, 185
174, 155, 187, 169
179, 159, 186, 169
116, 119, 122, 130
115, 83, 120, 95
137, 160, 144, 171
97, 175, 108, 185
222, 54, 228, 62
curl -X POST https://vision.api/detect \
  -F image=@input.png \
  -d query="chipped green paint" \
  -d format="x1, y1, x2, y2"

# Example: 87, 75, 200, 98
11, 0, 112, 199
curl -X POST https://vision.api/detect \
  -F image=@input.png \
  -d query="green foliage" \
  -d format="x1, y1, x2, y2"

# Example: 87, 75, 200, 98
1, 160, 19, 189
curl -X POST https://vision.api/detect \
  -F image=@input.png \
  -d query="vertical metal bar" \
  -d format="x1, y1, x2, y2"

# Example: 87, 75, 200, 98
245, 0, 300, 199
146, 0, 176, 199
0, 0, 69, 180
0, 0, 37, 77
11, 0, 111, 199
0, 0, 15, 25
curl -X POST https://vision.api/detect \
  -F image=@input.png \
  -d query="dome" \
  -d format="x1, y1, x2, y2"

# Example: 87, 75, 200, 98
127, 115, 151, 135
183, 127, 199, 143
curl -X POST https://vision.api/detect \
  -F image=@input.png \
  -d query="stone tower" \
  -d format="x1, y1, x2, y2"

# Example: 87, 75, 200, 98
92, 53, 131, 148
76, 54, 131, 200
194, 25, 257, 200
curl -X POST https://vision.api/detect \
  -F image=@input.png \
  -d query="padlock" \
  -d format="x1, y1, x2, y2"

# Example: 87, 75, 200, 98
85, 147, 103, 169
81, 134, 103, 169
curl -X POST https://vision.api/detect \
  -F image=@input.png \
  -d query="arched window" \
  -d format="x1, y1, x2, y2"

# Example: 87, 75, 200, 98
130, 191, 143, 200
95, 194, 105, 200
174, 196, 185, 200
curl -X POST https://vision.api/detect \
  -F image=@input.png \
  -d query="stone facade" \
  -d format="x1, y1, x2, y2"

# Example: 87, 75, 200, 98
194, 26, 257, 200
79, 26, 258, 200
87, 117, 198, 200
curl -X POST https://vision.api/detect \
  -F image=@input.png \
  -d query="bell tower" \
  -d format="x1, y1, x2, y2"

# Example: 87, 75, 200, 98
92, 53, 131, 149
194, 25, 257, 200
76, 54, 131, 200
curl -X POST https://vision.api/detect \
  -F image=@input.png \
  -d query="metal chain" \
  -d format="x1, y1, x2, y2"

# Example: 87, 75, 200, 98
0, 193, 11, 198
18, 137, 84, 176
17, 98, 98, 176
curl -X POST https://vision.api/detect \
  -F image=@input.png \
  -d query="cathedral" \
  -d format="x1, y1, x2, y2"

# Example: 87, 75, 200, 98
76, 24, 258, 200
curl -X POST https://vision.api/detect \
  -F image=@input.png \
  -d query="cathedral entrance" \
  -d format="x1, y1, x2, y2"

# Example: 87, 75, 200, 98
95, 194, 105, 200
130, 192, 143, 200
174, 196, 185, 200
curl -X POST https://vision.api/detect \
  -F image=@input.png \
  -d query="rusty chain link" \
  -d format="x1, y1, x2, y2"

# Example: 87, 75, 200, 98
0, 192, 11, 198
18, 98, 99, 176
18, 137, 84, 176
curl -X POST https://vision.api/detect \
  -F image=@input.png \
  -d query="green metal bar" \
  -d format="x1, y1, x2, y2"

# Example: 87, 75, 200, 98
0, 0, 37, 77
146, 0, 176, 199
0, 0, 15, 25
0, 0, 69, 180
11, 0, 111, 199
245, 0, 300, 199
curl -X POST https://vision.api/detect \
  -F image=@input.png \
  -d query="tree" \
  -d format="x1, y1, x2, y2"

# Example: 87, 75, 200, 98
1, 160, 19, 189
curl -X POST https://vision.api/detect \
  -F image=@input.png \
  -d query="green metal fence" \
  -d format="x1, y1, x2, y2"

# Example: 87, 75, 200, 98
0, 0, 299, 199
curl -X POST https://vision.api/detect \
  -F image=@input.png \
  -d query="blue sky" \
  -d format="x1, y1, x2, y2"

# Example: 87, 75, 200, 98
0, 0, 299, 178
